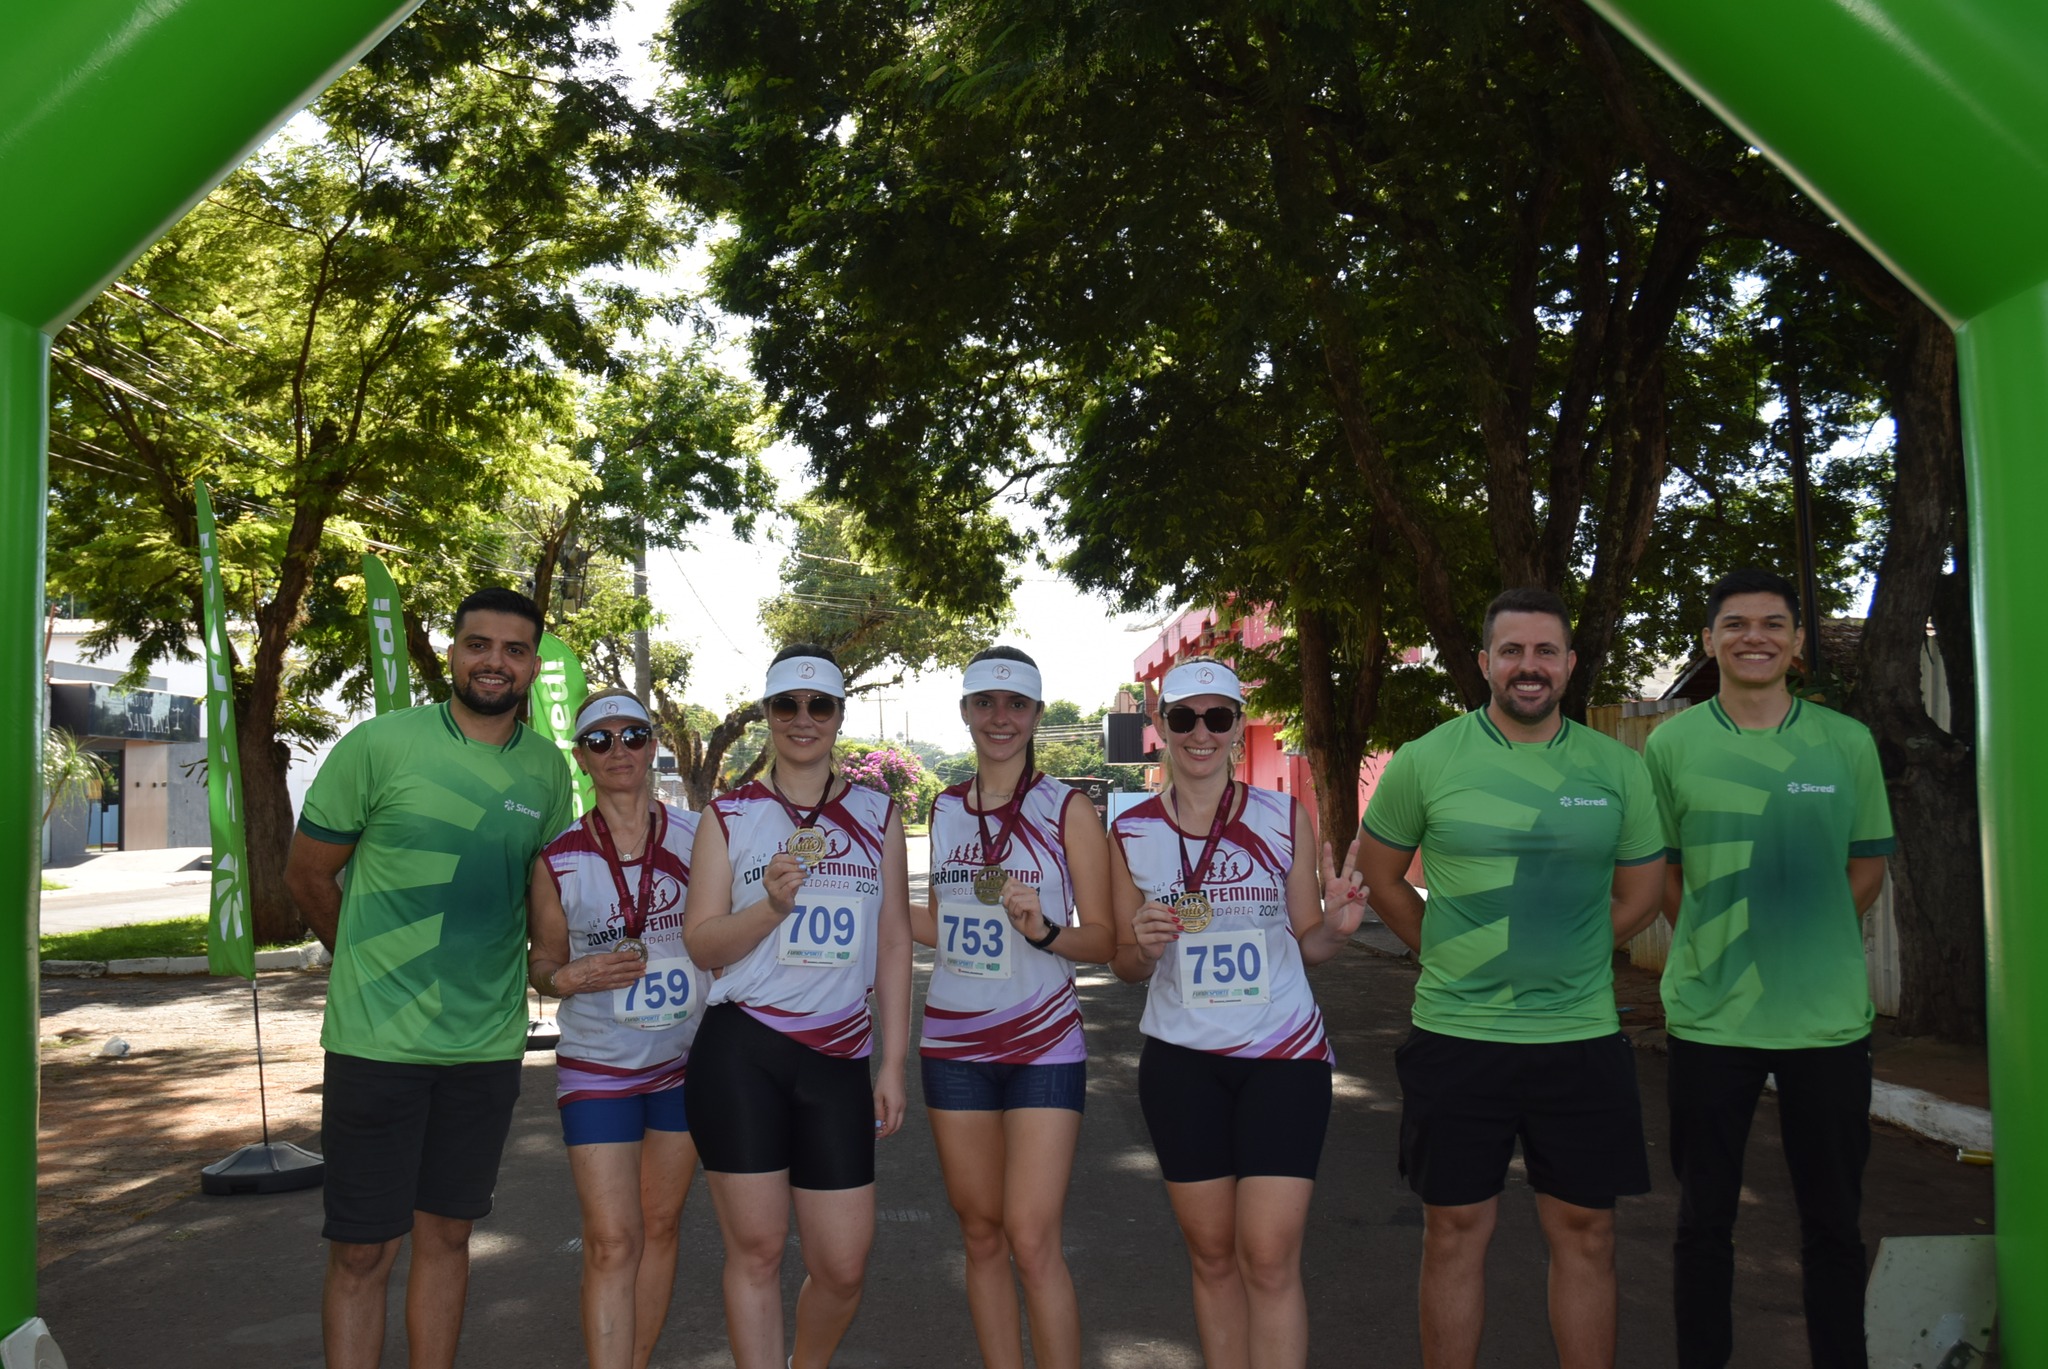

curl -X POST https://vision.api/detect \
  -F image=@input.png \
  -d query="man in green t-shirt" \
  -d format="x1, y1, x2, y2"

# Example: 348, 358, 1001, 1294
1356, 588, 1665, 1369
1644, 569, 1893, 1369
285, 586, 574, 1369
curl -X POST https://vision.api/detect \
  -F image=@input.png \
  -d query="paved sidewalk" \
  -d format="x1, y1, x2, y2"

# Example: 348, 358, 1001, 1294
35, 944, 1994, 1368
39, 847, 212, 937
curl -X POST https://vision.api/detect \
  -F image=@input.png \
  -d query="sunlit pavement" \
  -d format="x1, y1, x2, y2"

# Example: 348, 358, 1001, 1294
37, 942, 1993, 1367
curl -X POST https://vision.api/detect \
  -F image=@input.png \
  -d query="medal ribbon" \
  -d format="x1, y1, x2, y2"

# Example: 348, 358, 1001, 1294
590, 804, 664, 939
973, 771, 1036, 873
1172, 780, 1237, 895
766, 774, 836, 845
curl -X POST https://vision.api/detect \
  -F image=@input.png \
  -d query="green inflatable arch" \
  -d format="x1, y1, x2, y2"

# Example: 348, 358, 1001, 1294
2, 0, 2044, 1361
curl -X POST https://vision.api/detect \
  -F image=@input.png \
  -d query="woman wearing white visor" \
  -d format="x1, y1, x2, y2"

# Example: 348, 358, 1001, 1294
1110, 657, 1369, 1369
527, 686, 709, 1369
682, 644, 912, 1369
914, 646, 1114, 1369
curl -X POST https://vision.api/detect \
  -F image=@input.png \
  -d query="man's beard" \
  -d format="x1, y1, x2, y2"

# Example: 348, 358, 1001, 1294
455, 676, 528, 717
1494, 676, 1560, 724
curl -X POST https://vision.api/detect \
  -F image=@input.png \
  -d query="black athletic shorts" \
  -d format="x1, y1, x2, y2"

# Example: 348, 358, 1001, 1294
320, 1052, 523, 1244
684, 1003, 875, 1190
1394, 1027, 1649, 1210
1137, 1035, 1333, 1184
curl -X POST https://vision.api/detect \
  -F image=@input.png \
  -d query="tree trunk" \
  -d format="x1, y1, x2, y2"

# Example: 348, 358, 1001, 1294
685, 702, 764, 809
1852, 304, 1983, 1042
238, 720, 303, 945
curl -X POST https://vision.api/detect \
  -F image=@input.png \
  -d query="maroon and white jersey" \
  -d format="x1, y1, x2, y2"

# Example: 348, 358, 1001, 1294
707, 779, 894, 1059
1112, 785, 1332, 1062
542, 803, 708, 1105
920, 775, 1086, 1065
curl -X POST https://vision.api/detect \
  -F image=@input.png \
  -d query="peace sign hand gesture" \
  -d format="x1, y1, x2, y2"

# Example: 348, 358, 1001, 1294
1319, 836, 1370, 939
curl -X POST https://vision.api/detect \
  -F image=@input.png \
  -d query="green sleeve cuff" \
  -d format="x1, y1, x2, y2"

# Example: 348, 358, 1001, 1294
297, 815, 361, 845
1848, 837, 1897, 858
1360, 820, 1418, 855
1617, 850, 1666, 868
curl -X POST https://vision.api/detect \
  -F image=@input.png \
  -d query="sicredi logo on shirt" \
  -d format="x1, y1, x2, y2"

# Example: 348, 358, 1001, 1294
1787, 782, 1838, 794
1558, 796, 1609, 807
503, 799, 543, 819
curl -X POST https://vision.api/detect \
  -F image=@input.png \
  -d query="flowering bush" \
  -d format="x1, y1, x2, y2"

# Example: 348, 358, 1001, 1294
840, 745, 933, 821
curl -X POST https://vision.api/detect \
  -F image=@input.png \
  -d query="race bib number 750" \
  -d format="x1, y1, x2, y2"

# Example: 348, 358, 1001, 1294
1176, 929, 1267, 1008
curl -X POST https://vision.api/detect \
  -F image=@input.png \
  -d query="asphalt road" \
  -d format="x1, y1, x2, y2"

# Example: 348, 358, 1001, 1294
36, 941, 1995, 1368
39, 884, 209, 938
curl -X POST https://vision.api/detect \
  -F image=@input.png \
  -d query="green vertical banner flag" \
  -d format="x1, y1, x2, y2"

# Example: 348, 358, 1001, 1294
533, 632, 594, 818
361, 552, 409, 715
195, 482, 255, 979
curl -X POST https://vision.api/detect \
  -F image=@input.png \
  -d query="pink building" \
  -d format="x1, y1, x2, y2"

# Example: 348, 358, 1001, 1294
1132, 605, 1394, 835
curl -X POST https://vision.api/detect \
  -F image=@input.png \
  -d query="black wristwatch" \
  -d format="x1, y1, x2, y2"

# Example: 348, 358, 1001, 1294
1025, 918, 1062, 950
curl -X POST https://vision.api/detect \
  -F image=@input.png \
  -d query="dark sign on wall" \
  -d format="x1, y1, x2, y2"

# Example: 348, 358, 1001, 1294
49, 682, 202, 743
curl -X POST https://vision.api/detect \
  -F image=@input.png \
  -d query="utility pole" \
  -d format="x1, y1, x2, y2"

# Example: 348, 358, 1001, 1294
631, 516, 651, 706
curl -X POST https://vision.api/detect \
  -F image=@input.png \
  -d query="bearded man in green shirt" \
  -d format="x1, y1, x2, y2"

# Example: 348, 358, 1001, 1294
1357, 588, 1666, 1369
1645, 569, 1893, 1369
285, 586, 575, 1369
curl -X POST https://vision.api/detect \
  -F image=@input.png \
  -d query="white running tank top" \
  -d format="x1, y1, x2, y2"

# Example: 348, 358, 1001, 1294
920, 775, 1086, 1064
543, 803, 709, 1103
706, 778, 894, 1059
1113, 784, 1332, 1062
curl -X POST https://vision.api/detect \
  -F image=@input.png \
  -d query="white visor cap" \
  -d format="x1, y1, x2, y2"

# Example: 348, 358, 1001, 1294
574, 693, 653, 734
763, 655, 846, 700
961, 657, 1042, 702
1159, 659, 1245, 705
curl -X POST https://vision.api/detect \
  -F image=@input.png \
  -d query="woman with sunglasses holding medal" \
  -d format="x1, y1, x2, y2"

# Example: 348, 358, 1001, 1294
1109, 658, 1369, 1369
681, 644, 913, 1369
913, 646, 1114, 1369
527, 688, 710, 1369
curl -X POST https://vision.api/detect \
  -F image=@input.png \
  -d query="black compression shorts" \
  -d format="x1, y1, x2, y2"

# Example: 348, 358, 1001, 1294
684, 1003, 875, 1190
1137, 1035, 1332, 1184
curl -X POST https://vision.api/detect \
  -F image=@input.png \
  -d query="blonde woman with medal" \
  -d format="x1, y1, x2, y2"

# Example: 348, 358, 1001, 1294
1109, 658, 1369, 1369
912, 647, 1113, 1369
681, 644, 913, 1369
526, 687, 709, 1369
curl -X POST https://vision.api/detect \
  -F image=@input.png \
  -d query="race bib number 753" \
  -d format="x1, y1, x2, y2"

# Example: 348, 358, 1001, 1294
937, 899, 1012, 979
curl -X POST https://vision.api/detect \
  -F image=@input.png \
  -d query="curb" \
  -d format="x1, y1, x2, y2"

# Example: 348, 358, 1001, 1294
41, 943, 331, 978
1342, 925, 1997, 1160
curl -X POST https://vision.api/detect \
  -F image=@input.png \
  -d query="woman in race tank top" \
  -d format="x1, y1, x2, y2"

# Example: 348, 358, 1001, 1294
1110, 658, 1368, 1369
914, 647, 1114, 1369
527, 687, 710, 1369
681, 644, 912, 1369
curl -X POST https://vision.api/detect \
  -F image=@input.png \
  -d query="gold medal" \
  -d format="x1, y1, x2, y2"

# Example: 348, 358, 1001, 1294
972, 864, 1008, 905
613, 937, 647, 962
1173, 890, 1214, 933
786, 826, 828, 868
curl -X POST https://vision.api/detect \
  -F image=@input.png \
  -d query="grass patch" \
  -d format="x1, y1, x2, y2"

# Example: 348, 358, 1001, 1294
40, 877, 64, 891
40, 916, 303, 963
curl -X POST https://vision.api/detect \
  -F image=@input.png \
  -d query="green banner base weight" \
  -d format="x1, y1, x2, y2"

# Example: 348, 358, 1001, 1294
198, 977, 322, 1197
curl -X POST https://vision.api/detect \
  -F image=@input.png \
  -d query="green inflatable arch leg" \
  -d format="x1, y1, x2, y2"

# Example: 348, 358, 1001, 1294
1588, 0, 2048, 1359
0, 1, 423, 1351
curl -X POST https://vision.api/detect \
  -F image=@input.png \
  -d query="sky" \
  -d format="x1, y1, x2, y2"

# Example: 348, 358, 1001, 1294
608, 1, 1168, 752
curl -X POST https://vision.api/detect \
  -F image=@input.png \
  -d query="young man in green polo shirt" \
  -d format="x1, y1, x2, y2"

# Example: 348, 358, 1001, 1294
1645, 568, 1894, 1369
285, 586, 575, 1369
1357, 588, 1666, 1369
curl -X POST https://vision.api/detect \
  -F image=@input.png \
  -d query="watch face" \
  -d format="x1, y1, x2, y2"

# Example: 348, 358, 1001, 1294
972, 864, 1008, 905
1172, 890, 1214, 933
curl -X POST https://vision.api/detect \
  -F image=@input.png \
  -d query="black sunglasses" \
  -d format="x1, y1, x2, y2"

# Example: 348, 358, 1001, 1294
1162, 705, 1241, 735
769, 693, 840, 722
576, 724, 653, 754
